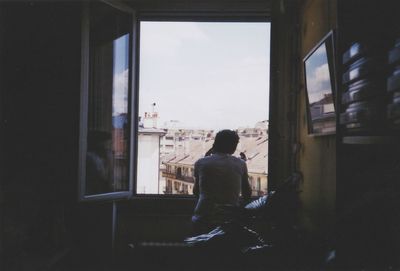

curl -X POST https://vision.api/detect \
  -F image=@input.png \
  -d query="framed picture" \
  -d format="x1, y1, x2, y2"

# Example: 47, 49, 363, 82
303, 31, 336, 135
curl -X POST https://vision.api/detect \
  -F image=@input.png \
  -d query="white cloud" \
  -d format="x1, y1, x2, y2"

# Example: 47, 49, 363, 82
140, 22, 209, 58
242, 56, 267, 66
113, 69, 129, 116
138, 22, 270, 130
307, 63, 330, 95
138, 51, 270, 129
315, 63, 330, 81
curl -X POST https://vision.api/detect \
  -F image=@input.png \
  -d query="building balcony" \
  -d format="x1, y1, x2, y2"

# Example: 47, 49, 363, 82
163, 187, 173, 194
177, 175, 194, 183
161, 170, 194, 183
161, 171, 176, 179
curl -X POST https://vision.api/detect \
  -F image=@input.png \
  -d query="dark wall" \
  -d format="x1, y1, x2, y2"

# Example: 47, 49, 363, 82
336, 0, 400, 268
0, 2, 104, 269
0, 2, 5, 261
0, 3, 198, 269
115, 198, 195, 260
298, 0, 336, 237
268, 0, 299, 189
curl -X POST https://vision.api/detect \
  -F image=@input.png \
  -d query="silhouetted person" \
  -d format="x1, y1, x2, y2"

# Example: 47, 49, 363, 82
192, 130, 252, 234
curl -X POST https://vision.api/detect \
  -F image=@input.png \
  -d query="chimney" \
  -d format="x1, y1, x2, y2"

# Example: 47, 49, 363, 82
143, 103, 158, 128
143, 112, 158, 128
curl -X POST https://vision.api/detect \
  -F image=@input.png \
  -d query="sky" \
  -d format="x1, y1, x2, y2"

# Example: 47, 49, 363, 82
113, 34, 129, 117
117, 21, 270, 130
305, 43, 333, 104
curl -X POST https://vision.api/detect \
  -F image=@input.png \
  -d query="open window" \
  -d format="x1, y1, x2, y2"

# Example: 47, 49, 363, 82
78, 1, 136, 201
79, 2, 271, 200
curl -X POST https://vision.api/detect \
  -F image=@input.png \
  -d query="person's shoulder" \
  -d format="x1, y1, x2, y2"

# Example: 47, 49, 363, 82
229, 155, 245, 163
196, 154, 220, 165
229, 155, 247, 168
194, 156, 209, 166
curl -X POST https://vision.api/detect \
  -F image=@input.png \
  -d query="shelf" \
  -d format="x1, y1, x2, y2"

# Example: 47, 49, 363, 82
342, 136, 400, 144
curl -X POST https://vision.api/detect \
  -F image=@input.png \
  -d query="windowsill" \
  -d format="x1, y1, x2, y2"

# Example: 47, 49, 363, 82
80, 193, 263, 203
130, 194, 263, 200
131, 194, 197, 201
79, 191, 132, 202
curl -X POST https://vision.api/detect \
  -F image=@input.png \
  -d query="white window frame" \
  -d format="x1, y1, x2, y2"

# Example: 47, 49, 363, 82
78, 1, 138, 201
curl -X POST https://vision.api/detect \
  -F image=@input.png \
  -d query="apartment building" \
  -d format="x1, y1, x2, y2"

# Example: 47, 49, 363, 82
161, 133, 268, 196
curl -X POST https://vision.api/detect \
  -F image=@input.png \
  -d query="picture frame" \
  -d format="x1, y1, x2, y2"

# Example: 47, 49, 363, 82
303, 31, 337, 136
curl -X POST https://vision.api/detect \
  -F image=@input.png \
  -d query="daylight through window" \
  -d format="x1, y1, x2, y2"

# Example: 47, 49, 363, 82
136, 21, 271, 196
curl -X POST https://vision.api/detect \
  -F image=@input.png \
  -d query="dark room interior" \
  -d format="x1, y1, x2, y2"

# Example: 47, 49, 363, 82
1, 0, 400, 270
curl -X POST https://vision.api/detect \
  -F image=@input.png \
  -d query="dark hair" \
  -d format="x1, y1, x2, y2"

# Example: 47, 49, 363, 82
212, 130, 239, 154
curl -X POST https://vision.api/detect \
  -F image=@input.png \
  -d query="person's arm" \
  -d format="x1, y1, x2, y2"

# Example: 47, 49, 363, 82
241, 163, 252, 200
193, 161, 200, 197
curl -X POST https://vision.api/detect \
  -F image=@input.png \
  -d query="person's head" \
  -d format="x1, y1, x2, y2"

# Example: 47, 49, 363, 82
212, 129, 240, 154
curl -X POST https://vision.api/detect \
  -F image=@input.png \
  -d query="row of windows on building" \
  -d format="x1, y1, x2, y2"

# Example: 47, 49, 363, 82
162, 164, 267, 196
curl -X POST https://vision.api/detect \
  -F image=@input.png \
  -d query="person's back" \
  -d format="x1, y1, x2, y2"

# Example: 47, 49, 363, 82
192, 130, 251, 234
194, 153, 246, 213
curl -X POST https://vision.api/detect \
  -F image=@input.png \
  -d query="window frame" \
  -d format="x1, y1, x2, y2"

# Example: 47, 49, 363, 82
78, 2, 272, 201
78, 0, 138, 202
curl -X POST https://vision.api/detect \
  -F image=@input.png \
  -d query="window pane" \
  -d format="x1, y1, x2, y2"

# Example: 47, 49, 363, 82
137, 22, 270, 196
85, 3, 131, 195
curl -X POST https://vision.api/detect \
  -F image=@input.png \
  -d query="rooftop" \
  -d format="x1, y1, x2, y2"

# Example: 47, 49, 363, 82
162, 135, 268, 174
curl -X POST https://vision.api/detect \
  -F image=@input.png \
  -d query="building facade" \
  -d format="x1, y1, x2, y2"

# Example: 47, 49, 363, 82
160, 130, 268, 196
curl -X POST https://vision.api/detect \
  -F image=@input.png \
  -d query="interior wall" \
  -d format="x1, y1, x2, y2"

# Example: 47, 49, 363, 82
116, 199, 195, 251
0, 3, 106, 269
268, 0, 300, 189
0, 3, 5, 262
297, 0, 336, 235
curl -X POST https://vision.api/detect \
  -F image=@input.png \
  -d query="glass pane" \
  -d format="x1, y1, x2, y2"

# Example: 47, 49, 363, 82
85, 3, 131, 195
304, 37, 336, 134
137, 22, 270, 196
